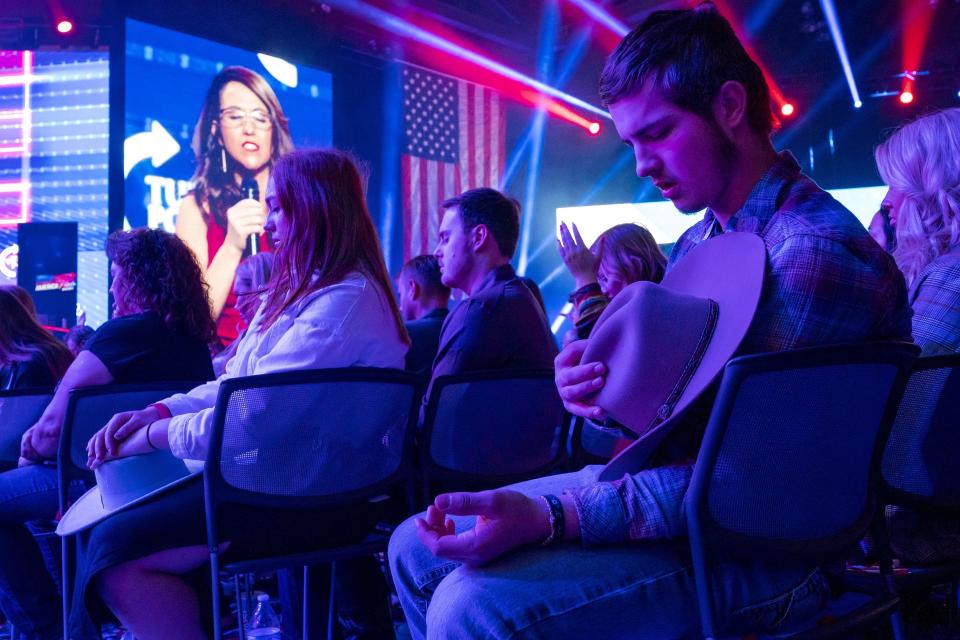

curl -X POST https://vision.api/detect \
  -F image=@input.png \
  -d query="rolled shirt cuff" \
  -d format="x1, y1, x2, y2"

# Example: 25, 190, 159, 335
565, 482, 629, 546
166, 413, 191, 460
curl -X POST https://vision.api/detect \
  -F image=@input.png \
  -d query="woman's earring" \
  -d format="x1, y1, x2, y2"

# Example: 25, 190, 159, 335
220, 147, 228, 173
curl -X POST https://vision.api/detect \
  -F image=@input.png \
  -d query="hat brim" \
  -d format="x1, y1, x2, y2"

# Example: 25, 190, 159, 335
599, 231, 766, 480
57, 469, 202, 536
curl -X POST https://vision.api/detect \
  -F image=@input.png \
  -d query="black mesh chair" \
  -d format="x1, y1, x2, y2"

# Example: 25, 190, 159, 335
0, 388, 53, 470
848, 354, 960, 624
57, 381, 199, 637
418, 369, 566, 504
567, 416, 625, 468
203, 367, 422, 640
685, 342, 919, 639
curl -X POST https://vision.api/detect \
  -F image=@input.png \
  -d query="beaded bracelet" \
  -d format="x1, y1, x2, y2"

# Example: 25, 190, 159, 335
539, 494, 565, 546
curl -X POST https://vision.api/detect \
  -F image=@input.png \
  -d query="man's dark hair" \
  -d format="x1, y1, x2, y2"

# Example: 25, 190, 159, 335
442, 188, 521, 258
402, 254, 450, 300
599, 3, 774, 134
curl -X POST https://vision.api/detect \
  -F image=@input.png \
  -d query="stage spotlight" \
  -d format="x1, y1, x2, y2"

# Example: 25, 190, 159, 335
780, 103, 795, 117
819, 0, 863, 109
56, 20, 74, 34
899, 91, 914, 105
588, 122, 601, 135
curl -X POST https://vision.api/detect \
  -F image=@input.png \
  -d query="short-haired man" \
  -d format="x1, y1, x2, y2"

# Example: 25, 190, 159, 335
389, 6, 911, 638
426, 187, 556, 393
398, 255, 451, 374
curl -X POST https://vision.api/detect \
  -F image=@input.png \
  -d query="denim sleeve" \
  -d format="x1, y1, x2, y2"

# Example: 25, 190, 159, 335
565, 464, 693, 546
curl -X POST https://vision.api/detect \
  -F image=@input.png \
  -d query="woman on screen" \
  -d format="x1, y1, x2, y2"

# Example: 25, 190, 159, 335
176, 66, 293, 345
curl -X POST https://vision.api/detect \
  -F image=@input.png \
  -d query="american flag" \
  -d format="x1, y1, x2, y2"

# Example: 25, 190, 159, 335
401, 64, 505, 260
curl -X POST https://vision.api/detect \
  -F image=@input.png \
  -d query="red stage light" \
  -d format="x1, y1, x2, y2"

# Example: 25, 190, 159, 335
588, 122, 601, 135
899, 91, 914, 105
780, 103, 795, 117
56, 20, 74, 34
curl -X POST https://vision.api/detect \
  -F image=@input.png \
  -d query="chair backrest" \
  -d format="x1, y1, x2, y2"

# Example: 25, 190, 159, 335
568, 417, 624, 467
419, 369, 566, 496
0, 388, 54, 469
204, 367, 422, 529
57, 381, 200, 510
686, 342, 918, 561
684, 342, 918, 637
881, 353, 960, 511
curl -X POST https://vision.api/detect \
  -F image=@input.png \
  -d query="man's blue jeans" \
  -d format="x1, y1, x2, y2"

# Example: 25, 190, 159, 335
388, 466, 829, 639
0, 465, 85, 640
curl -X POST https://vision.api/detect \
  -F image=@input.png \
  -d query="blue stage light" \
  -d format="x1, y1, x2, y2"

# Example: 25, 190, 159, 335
818, 0, 863, 110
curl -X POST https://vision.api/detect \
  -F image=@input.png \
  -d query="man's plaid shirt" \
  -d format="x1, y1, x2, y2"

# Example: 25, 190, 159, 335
569, 152, 913, 545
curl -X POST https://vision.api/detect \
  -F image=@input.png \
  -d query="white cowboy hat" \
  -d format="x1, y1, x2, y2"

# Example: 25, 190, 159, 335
579, 231, 767, 480
57, 450, 202, 536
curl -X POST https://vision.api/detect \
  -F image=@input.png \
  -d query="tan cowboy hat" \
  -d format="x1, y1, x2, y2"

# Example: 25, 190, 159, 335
57, 450, 202, 536
580, 231, 766, 480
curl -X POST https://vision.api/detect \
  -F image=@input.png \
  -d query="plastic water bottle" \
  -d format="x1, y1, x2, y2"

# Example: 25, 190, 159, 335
246, 593, 281, 639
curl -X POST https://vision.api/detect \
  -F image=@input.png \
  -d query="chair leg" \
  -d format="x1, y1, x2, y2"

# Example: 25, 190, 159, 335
327, 562, 336, 640
61, 535, 69, 640
234, 574, 244, 640
211, 551, 222, 640
949, 578, 958, 631
871, 519, 904, 640
302, 565, 310, 640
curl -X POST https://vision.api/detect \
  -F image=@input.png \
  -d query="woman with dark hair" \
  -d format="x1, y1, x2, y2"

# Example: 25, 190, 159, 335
176, 66, 294, 345
0, 285, 72, 390
557, 222, 667, 341
73, 149, 409, 639
211, 252, 275, 376
0, 229, 214, 640
3, 283, 38, 318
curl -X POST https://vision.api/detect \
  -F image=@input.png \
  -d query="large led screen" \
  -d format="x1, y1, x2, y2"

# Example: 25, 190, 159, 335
124, 19, 334, 233
0, 49, 110, 328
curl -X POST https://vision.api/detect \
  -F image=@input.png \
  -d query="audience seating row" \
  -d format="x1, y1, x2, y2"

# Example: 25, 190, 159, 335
1, 343, 958, 639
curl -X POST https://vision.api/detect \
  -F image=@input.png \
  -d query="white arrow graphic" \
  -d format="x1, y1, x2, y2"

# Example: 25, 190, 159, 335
124, 121, 181, 178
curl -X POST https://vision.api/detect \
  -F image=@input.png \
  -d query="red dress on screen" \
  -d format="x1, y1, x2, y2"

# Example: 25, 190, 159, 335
205, 221, 270, 345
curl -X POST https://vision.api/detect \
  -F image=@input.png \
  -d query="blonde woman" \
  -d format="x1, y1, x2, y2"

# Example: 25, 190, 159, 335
876, 107, 960, 356
557, 222, 667, 341
875, 108, 960, 567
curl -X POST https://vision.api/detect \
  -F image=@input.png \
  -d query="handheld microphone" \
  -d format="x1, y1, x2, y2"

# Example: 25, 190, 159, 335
240, 177, 260, 256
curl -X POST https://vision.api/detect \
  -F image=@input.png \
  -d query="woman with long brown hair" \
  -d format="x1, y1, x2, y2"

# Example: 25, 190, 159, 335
70, 149, 409, 639
0, 285, 72, 390
176, 66, 294, 345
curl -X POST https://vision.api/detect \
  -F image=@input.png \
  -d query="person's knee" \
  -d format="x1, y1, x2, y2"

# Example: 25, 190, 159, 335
425, 570, 490, 639
387, 514, 420, 582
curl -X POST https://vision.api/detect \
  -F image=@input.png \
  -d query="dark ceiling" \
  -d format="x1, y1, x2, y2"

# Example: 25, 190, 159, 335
4, 0, 959, 194
5, 0, 959, 109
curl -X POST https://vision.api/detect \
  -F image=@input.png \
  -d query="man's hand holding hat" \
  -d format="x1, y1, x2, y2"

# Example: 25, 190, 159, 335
554, 339, 607, 421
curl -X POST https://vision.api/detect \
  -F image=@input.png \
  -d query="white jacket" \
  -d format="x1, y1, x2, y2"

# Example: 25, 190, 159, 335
163, 272, 407, 461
